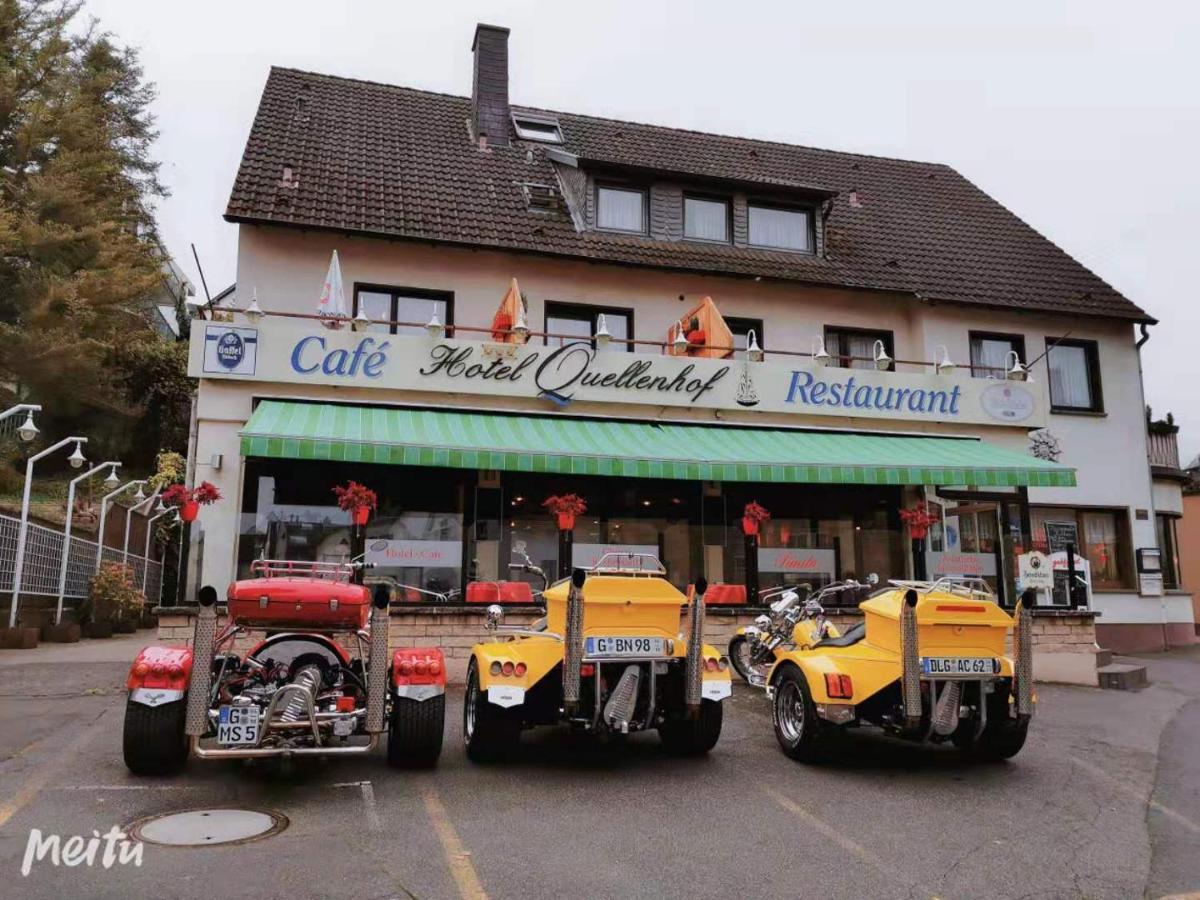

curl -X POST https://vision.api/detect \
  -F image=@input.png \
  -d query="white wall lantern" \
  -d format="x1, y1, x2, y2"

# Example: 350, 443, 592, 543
17, 411, 38, 443
245, 288, 264, 322
935, 345, 955, 376
873, 339, 892, 372
425, 310, 445, 340
1005, 350, 1029, 382
672, 321, 689, 353
746, 329, 764, 362
810, 336, 830, 367
67, 441, 86, 469
594, 314, 611, 349
512, 306, 529, 341
352, 303, 371, 330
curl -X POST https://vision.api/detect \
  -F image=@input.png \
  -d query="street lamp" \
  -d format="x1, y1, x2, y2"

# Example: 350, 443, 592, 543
54, 461, 121, 625
8, 435, 88, 628
0, 403, 42, 443
95, 479, 146, 574
144, 509, 181, 607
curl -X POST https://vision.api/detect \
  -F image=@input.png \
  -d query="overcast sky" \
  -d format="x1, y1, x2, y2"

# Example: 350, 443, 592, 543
83, 0, 1200, 459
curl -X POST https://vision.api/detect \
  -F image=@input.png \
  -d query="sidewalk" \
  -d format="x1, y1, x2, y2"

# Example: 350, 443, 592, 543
0, 630, 149, 667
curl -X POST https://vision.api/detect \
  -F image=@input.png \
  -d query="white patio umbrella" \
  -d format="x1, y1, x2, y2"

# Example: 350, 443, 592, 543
317, 249, 347, 327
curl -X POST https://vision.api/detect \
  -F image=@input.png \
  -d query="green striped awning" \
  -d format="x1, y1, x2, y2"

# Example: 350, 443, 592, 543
240, 401, 1076, 488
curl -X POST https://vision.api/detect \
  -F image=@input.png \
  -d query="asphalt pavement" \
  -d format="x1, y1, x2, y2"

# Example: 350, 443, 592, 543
1, 633, 1198, 899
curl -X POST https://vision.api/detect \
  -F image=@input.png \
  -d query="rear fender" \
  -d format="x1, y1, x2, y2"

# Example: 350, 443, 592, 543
391, 648, 447, 701
127, 646, 192, 706
768, 652, 849, 704
472, 638, 561, 710
699, 642, 732, 701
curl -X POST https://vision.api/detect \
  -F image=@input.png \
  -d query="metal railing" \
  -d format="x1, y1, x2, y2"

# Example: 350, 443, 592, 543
1147, 429, 1181, 470
0, 511, 163, 604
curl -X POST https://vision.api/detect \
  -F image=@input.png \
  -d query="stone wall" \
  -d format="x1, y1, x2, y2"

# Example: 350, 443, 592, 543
156, 605, 1100, 686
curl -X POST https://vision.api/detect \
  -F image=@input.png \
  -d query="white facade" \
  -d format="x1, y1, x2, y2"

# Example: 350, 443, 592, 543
186, 223, 1189, 644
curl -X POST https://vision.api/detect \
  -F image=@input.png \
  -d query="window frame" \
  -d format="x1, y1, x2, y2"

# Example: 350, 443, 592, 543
595, 182, 648, 235
968, 331, 1027, 379
746, 200, 815, 253
543, 301, 635, 353
725, 317, 766, 359
352, 284, 455, 336
1157, 513, 1182, 590
682, 193, 732, 244
824, 325, 895, 371
1030, 505, 1134, 591
1045, 337, 1104, 414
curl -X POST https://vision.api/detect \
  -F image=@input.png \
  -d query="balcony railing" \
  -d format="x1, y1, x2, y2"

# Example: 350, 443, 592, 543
1147, 429, 1181, 471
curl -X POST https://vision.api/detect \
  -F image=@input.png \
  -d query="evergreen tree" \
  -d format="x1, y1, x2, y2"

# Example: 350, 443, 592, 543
0, 0, 183, 465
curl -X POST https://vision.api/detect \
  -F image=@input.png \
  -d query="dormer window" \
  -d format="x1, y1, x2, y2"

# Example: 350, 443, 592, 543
596, 184, 647, 234
684, 195, 730, 243
748, 202, 813, 252
512, 113, 562, 143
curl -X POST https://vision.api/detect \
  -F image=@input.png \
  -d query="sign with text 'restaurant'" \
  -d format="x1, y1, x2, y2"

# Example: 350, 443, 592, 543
190, 321, 1045, 428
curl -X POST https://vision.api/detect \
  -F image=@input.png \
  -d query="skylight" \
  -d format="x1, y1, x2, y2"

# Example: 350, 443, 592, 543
512, 113, 563, 144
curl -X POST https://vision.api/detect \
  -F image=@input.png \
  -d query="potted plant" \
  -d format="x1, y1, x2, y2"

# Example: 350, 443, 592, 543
333, 481, 378, 525
742, 501, 771, 537
162, 481, 222, 523
80, 563, 142, 638
899, 501, 940, 582
543, 493, 587, 531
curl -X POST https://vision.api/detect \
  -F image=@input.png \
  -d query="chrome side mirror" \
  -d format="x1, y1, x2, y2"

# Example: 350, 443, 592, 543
485, 603, 504, 630
868, 573, 879, 585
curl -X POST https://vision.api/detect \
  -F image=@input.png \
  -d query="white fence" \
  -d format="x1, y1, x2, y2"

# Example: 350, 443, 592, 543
0, 513, 163, 606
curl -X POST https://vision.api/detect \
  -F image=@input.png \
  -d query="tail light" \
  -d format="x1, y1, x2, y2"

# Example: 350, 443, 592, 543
414, 659, 428, 675
429, 659, 442, 676
580, 663, 595, 677
133, 662, 149, 677
167, 663, 184, 679
704, 657, 719, 672
150, 662, 166, 676
399, 659, 413, 676
514, 662, 527, 677
824, 673, 854, 699
501, 661, 515, 677
489, 661, 502, 676
336, 696, 356, 712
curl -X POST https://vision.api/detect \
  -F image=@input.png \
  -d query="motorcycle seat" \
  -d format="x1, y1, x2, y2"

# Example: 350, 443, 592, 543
815, 622, 865, 648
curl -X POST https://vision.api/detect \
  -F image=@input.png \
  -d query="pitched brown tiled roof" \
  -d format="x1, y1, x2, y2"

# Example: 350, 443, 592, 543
226, 67, 1151, 322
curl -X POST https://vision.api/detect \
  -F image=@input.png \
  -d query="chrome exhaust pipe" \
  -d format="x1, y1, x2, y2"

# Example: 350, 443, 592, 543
1014, 589, 1034, 718
899, 588, 922, 732
185, 586, 219, 737
563, 568, 586, 715
366, 588, 390, 733
685, 577, 707, 711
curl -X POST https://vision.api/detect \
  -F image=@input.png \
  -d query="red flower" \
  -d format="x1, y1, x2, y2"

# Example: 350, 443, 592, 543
332, 481, 378, 512
899, 502, 940, 539
162, 482, 222, 508
542, 493, 587, 516
743, 501, 771, 524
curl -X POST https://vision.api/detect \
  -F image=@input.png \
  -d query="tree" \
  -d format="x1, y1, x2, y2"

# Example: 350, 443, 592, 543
0, 0, 179, 464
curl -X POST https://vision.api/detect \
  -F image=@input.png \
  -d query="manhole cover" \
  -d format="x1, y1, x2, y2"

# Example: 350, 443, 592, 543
128, 808, 288, 847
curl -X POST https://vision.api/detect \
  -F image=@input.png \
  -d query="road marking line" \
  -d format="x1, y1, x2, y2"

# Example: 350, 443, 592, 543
0, 710, 107, 831
763, 787, 891, 875
1071, 757, 1200, 835
53, 784, 200, 791
422, 785, 487, 900
360, 781, 382, 832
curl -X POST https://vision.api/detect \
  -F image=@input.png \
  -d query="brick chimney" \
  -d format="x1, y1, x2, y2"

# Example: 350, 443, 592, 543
471, 23, 511, 148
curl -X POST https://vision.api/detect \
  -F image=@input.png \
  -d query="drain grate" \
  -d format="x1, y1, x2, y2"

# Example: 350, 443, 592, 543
128, 808, 289, 847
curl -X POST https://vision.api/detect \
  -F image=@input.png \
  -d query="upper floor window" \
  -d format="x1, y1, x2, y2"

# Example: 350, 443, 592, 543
825, 326, 894, 371
1046, 338, 1103, 413
544, 301, 632, 352
684, 195, 730, 243
726, 317, 765, 360
969, 331, 1026, 379
748, 203, 812, 252
596, 185, 646, 234
512, 113, 562, 144
353, 285, 453, 336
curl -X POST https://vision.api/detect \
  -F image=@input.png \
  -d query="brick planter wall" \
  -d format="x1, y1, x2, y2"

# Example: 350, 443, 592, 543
156, 605, 1100, 686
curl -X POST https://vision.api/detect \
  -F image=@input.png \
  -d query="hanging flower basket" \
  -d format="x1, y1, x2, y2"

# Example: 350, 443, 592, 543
899, 501, 940, 540
742, 501, 771, 536
333, 482, 378, 524
543, 494, 587, 532
162, 482, 222, 523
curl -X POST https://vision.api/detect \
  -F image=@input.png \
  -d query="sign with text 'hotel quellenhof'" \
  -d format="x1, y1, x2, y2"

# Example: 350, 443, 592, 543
192, 321, 1043, 428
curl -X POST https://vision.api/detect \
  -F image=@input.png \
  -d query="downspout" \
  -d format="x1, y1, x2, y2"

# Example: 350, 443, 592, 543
1133, 321, 1166, 648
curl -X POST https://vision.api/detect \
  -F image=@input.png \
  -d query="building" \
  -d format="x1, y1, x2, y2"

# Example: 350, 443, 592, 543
184, 23, 1193, 659
1180, 455, 1200, 637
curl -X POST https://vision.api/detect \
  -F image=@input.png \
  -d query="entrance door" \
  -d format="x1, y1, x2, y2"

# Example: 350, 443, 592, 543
927, 500, 1006, 603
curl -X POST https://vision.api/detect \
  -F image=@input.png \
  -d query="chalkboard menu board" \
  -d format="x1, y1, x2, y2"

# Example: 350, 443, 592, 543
1043, 521, 1078, 554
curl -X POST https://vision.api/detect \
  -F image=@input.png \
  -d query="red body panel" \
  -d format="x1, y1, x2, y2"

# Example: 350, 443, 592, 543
227, 577, 371, 629
466, 581, 535, 604
688, 583, 747, 605
127, 645, 193, 691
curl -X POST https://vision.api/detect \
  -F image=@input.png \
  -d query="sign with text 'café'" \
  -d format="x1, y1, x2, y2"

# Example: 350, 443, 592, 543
190, 321, 1046, 428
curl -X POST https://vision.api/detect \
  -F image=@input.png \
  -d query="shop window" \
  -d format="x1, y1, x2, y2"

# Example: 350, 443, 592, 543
596, 184, 646, 233
747, 203, 812, 252
353, 285, 453, 336
969, 332, 1026, 379
1046, 338, 1103, 413
1156, 513, 1182, 590
1030, 506, 1131, 589
726, 317, 765, 360
825, 326, 895, 371
684, 195, 730, 243
544, 301, 633, 352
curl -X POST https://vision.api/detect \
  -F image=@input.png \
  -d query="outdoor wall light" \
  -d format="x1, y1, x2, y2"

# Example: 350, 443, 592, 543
810, 336, 830, 366
873, 339, 892, 372
672, 325, 688, 352
67, 441, 86, 469
245, 288, 264, 322
352, 304, 370, 330
935, 345, 955, 376
594, 313, 612, 348
17, 411, 38, 443
425, 311, 445, 340
512, 306, 530, 340
104, 466, 120, 487
746, 329, 764, 362
133, 484, 146, 503
1004, 350, 1029, 382
154, 496, 167, 514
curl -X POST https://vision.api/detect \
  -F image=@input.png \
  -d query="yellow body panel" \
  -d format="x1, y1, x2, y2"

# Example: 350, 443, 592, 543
771, 585, 1017, 705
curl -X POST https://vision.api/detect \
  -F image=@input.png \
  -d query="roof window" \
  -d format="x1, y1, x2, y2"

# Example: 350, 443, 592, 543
512, 113, 563, 143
